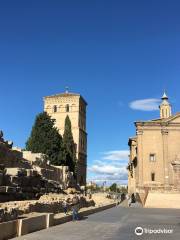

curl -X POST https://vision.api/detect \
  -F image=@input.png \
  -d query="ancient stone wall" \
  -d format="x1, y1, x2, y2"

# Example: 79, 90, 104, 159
0, 130, 77, 203
12, 148, 76, 188
0, 194, 95, 223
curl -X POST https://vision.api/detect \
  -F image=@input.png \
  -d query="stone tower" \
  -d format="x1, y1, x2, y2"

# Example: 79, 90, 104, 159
159, 91, 172, 119
44, 90, 87, 186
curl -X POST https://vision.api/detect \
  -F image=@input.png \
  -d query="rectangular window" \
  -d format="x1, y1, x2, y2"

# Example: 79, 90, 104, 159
135, 147, 137, 155
151, 173, 155, 181
53, 105, 57, 113
149, 154, 156, 162
66, 104, 69, 112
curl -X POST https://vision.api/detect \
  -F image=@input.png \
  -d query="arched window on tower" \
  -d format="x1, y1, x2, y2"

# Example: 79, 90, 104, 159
53, 105, 57, 113
66, 104, 69, 112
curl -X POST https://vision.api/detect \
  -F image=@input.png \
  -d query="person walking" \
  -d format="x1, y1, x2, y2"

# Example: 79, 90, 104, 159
128, 195, 131, 207
62, 199, 68, 215
72, 194, 80, 221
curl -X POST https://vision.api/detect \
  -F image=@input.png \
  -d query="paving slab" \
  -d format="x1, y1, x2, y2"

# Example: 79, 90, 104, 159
13, 206, 180, 240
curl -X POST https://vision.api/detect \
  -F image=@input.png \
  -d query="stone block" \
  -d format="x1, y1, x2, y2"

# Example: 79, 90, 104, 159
19, 214, 47, 236
0, 220, 18, 240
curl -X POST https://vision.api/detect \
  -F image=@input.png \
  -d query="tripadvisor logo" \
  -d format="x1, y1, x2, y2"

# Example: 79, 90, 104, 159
135, 227, 143, 236
135, 226, 173, 236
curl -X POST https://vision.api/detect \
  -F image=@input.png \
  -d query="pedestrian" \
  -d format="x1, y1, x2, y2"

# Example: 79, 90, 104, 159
71, 194, 80, 221
128, 195, 131, 207
62, 198, 68, 215
131, 193, 136, 203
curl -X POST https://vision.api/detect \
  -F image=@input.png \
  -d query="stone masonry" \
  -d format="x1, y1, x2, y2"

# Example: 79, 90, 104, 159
44, 90, 87, 186
128, 92, 180, 198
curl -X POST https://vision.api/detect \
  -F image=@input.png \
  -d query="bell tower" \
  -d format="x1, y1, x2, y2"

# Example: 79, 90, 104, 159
44, 89, 87, 186
159, 91, 172, 119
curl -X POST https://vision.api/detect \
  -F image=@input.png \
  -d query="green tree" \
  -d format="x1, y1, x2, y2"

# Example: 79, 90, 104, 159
109, 183, 117, 192
26, 112, 63, 165
62, 115, 77, 175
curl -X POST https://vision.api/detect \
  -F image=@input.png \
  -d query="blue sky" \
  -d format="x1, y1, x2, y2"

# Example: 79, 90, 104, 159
0, 0, 180, 185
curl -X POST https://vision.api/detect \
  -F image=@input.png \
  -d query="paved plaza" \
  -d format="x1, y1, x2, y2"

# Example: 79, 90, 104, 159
14, 206, 180, 240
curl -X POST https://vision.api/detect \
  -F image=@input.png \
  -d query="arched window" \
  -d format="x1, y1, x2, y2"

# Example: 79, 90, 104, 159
66, 104, 69, 112
53, 105, 57, 113
151, 172, 155, 181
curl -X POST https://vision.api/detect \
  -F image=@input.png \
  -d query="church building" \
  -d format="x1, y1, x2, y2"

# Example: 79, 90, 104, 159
128, 92, 180, 196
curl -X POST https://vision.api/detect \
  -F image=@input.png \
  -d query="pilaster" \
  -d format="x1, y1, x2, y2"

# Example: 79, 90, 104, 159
136, 129, 143, 187
161, 128, 169, 188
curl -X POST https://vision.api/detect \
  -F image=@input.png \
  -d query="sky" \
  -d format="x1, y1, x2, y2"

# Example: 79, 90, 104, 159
0, 0, 180, 185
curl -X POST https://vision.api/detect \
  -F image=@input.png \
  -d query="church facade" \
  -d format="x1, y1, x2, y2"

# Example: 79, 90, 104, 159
44, 90, 87, 186
128, 92, 180, 195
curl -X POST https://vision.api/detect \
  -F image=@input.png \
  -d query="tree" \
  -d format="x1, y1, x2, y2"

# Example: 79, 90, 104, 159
109, 183, 117, 192
62, 115, 77, 175
26, 112, 63, 165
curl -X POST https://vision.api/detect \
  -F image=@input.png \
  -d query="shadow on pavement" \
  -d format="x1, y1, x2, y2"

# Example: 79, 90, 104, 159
78, 216, 88, 221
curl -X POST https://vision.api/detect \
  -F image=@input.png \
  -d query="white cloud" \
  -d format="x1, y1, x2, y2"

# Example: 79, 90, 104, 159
129, 98, 161, 111
88, 161, 128, 183
102, 150, 129, 161
88, 149, 129, 184
89, 164, 127, 176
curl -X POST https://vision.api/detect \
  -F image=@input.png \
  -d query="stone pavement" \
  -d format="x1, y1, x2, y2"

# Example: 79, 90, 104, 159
13, 206, 180, 240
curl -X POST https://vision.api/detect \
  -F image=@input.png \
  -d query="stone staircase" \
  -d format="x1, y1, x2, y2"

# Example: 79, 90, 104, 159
145, 192, 180, 208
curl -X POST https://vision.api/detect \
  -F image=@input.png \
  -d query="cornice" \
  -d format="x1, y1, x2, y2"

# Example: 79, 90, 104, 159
44, 93, 87, 106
